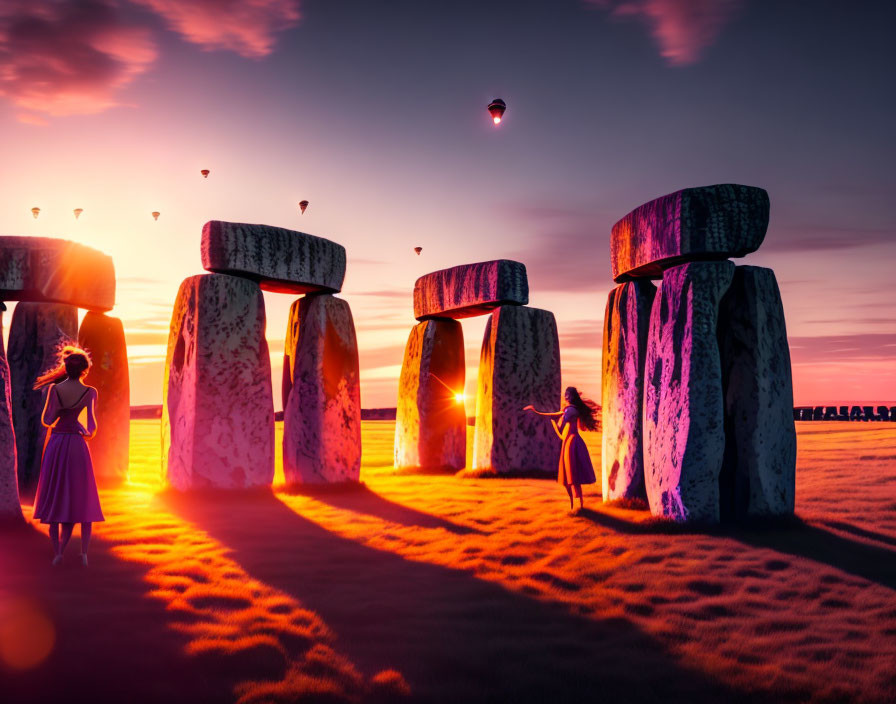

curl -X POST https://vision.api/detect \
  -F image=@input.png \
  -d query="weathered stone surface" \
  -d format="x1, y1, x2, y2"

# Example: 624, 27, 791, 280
0, 236, 115, 311
718, 266, 796, 519
78, 312, 129, 485
202, 221, 345, 294
643, 261, 734, 522
601, 280, 656, 501
413, 260, 528, 320
0, 304, 23, 522
281, 298, 301, 410
472, 306, 561, 475
283, 294, 361, 484
162, 274, 274, 489
8, 302, 78, 496
394, 319, 466, 472
611, 184, 769, 282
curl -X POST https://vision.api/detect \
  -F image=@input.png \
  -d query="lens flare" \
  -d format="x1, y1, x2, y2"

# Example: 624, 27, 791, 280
455, 393, 465, 403
493, 116, 501, 125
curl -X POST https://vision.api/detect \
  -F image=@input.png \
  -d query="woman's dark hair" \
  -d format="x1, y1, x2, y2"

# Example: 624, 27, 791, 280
565, 386, 600, 431
33, 344, 92, 390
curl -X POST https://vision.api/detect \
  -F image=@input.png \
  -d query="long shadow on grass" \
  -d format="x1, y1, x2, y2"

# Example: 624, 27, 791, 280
577, 508, 896, 590
165, 491, 764, 704
281, 483, 484, 536
0, 523, 239, 704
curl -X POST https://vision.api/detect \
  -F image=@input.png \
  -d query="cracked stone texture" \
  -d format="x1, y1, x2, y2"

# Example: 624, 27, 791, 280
472, 306, 561, 475
0, 236, 115, 311
202, 220, 345, 294
0, 305, 23, 522
601, 280, 656, 502
413, 260, 528, 320
8, 302, 78, 496
394, 319, 466, 471
162, 274, 274, 490
79, 312, 130, 485
643, 261, 734, 523
718, 266, 796, 519
611, 184, 768, 282
283, 294, 361, 484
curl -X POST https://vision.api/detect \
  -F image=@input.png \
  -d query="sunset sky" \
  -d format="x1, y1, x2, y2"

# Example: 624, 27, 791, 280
1, 0, 894, 409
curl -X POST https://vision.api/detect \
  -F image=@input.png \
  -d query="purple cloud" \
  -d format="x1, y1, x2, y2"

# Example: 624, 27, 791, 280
589, 0, 742, 66
0, 0, 156, 118
130, 0, 301, 58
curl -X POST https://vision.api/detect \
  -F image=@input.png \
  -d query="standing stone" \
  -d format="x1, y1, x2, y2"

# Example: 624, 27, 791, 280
823, 407, 837, 420
162, 274, 274, 490
8, 302, 78, 496
78, 312, 130, 485
283, 294, 361, 484
643, 261, 734, 523
611, 184, 769, 281
879, 406, 891, 422
394, 319, 466, 472
282, 298, 301, 410
0, 304, 23, 522
472, 306, 561, 475
601, 280, 656, 501
718, 266, 796, 519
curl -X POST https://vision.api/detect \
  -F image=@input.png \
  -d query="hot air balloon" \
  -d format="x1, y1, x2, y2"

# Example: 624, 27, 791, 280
73, 208, 83, 220
487, 98, 506, 125
414, 247, 422, 255
299, 200, 309, 214
200, 169, 210, 178
151, 211, 160, 221
31, 207, 40, 219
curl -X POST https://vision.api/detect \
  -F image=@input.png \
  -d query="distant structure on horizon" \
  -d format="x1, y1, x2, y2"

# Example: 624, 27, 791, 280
794, 405, 895, 422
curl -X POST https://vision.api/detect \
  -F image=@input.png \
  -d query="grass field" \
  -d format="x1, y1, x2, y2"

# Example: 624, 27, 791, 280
1, 421, 895, 703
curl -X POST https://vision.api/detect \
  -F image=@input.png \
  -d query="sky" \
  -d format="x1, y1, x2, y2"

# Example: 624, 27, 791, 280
1, 0, 894, 409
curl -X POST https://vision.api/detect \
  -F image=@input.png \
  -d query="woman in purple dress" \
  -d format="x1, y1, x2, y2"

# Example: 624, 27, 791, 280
524, 387, 599, 513
32, 345, 104, 566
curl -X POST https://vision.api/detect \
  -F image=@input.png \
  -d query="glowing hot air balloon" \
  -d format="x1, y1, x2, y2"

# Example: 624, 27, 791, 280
31, 207, 40, 219
299, 200, 309, 214
73, 208, 83, 220
151, 211, 160, 221
200, 169, 210, 178
414, 247, 422, 255
487, 98, 506, 125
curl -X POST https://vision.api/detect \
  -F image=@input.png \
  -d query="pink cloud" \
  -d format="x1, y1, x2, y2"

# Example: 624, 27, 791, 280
590, 0, 741, 65
0, 0, 156, 119
131, 0, 301, 58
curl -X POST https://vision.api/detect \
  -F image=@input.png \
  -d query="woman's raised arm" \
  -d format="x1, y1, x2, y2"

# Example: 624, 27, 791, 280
522, 405, 563, 417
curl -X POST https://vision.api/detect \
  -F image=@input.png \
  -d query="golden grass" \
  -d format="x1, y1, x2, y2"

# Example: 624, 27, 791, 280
1, 420, 895, 703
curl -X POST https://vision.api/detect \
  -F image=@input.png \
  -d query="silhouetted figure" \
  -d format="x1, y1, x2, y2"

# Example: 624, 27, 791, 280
525, 386, 598, 513
32, 345, 104, 566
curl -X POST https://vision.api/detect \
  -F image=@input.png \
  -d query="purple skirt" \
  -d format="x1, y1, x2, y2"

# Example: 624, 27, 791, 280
558, 434, 597, 486
32, 432, 104, 524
